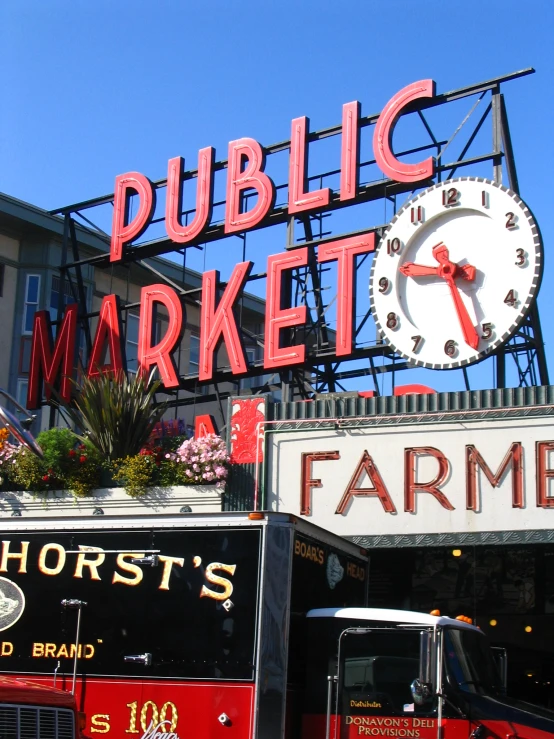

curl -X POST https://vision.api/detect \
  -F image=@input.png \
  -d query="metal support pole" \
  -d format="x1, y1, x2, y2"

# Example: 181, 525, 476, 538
491, 86, 503, 185
61, 598, 87, 695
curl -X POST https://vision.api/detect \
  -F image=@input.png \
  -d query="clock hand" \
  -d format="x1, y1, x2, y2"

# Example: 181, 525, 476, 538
399, 263, 439, 277
457, 263, 476, 281
432, 243, 479, 350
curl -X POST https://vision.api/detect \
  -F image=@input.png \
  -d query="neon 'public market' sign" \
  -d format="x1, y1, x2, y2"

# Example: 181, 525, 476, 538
28, 81, 437, 408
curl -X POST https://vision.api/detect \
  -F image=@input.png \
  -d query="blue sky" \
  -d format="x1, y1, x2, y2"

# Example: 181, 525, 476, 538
1, 0, 553, 395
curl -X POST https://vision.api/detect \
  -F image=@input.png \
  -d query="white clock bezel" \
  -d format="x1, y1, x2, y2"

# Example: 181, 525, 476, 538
369, 177, 543, 370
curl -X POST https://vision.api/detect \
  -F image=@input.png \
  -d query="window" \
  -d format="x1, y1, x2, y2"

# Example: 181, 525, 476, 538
16, 379, 29, 419
126, 314, 140, 373
125, 314, 163, 373
18, 338, 32, 375
22, 274, 40, 334
241, 346, 277, 392
49, 275, 78, 322
444, 628, 502, 695
189, 334, 209, 394
189, 334, 200, 374
0, 263, 5, 297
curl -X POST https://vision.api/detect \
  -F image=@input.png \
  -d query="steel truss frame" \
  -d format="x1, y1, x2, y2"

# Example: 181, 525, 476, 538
49, 67, 548, 413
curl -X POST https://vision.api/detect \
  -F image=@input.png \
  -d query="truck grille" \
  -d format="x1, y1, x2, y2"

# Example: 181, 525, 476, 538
0, 704, 75, 739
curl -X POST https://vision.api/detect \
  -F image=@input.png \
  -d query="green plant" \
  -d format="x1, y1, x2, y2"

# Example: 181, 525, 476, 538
55, 370, 168, 461
112, 454, 157, 498
7, 428, 102, 498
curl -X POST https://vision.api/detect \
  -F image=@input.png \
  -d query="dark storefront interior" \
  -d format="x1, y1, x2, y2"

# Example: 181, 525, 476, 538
368, 544, 554, 709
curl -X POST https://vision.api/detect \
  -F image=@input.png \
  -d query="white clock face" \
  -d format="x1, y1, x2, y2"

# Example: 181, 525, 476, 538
369, 177, 543, 369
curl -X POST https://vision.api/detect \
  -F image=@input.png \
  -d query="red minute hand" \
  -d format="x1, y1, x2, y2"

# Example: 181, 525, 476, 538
432, 243, 479, 350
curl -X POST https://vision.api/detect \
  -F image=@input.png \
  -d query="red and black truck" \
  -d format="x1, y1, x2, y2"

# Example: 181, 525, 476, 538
0, 511, 368, 738
2, 509, 554, 738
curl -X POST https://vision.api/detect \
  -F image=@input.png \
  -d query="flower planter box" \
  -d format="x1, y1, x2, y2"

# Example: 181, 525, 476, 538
0, 485, 223, 518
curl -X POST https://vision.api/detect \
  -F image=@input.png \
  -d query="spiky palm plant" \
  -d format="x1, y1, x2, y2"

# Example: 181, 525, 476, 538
56, 370, 167, 461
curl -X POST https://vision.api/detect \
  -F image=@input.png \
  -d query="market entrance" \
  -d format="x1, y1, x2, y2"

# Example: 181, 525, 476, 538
367, 543, 554, 709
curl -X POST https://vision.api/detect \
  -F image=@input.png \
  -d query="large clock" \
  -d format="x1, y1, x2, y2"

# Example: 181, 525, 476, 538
369, 177, 543, 369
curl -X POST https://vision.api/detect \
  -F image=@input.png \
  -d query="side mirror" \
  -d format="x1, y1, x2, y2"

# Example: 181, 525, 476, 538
491, 646, 508, 692
410, 678, 432, 706
411, 630, 434, 705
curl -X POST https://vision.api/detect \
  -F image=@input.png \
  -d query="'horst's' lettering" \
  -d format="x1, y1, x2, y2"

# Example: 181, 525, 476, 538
0, 540, 237, 595
0, 541, 29, 573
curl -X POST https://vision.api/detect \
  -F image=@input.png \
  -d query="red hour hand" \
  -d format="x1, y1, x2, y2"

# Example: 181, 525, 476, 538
399, 263, 439, 277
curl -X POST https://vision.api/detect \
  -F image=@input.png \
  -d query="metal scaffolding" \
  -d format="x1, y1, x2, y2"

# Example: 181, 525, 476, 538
48, 67, 548, 413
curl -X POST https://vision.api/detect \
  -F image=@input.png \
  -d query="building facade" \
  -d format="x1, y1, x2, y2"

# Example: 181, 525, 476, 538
253, 387, 554, 708
0, 191, 277, 434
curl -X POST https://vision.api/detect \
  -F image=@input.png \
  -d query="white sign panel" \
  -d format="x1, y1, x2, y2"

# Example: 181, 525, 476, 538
267, 416, 554, 538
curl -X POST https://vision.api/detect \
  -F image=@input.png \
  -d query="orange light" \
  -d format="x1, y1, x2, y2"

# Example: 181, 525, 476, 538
456, 615, 473, 624
489, 619, 497, 627
430, 609, 441, 616
248, 512, 265, 520
452, 549, 462, 557
525, 625, 532, 633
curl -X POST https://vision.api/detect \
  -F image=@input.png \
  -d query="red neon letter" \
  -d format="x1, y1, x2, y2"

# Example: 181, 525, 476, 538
166, 148, 214, 243
404, 446, 453, 513
318, 232, 376, 356
394, 384, 436, 396
373, 80, 436, 184
110, 172, 155, 263
225, 138, 275, 235
336, 450, 396, 515
199, 262, 252, 381
195, 414, 217, 438
27, 305, 77, 409
301, 451, 340, 516
466, 443, 523, 511
536, 441, 554, 508
87, 295, 126, 378
288, 117, 331, 215
340, 101, 360, 201
137, 285, 183, 388
264, 249, 308, 369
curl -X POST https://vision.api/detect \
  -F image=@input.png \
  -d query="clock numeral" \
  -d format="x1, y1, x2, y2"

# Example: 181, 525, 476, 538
505, 212, 517, 229
410, 206, 424, 224
444, 340, 457, 358
378, 277, 390, 293
386, 238, 402, 255
411, 335, 423, 353
481, 190, 489, 208
442, 187, 459, 207
515, 248, 526, 266
481, 322, 493, 340
504, 289, 517, 307
386, 312, 399, 330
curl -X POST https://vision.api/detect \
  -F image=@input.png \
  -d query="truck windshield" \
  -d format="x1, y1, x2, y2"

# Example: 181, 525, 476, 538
444, 628, 502, 695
